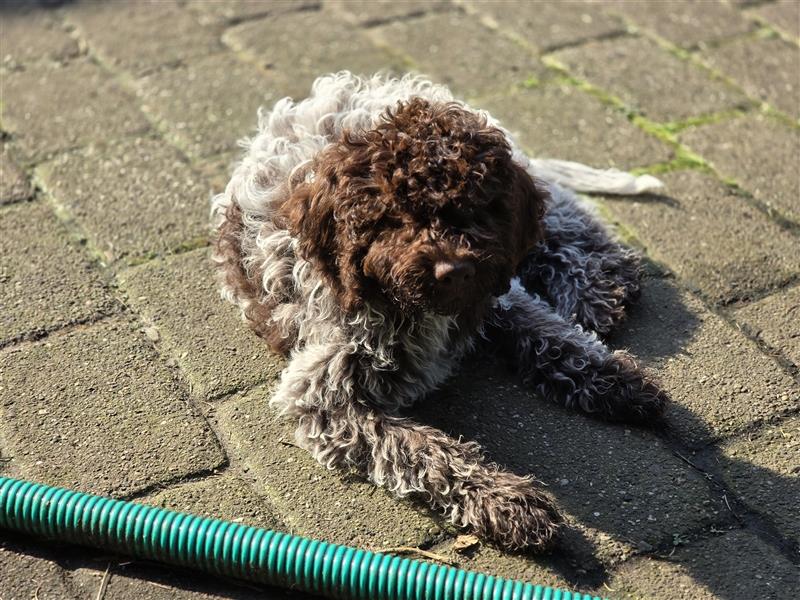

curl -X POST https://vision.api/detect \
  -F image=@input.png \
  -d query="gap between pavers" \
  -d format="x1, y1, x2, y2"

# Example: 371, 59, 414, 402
678, 113, 800, 225
117, 248, 285, 403
0, 316, 226, 498
550, 36, 750, 123
34, 136, 210, 267
1, 59, 151, 164
480, 85, 673, 170
0, 202, 118, 347
607, 278, 799, 448
373, 11, 549, 102
221, 8, 407, 101
707, 414, 800, 544
600, 170, 800, 305
607, 528, 798, 599
732, 284, 800, 369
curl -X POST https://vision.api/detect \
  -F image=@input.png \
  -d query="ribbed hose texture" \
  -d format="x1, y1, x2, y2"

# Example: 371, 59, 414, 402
0, 477, 605, 600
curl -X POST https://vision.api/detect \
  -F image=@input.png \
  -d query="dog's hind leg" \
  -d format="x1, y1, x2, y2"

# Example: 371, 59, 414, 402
271, 341, 562, 551
488, 279, 668, 424
517, 184, 642, 336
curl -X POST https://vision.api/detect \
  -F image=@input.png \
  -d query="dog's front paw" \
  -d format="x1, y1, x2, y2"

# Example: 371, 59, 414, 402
462, 471, 562, 552
598, 350, 669, 425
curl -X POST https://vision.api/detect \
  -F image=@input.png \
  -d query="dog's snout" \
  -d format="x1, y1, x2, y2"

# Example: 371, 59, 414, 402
434, 259, 476, 287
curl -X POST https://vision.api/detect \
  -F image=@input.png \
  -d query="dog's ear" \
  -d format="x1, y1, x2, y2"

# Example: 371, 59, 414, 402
281, 167, 340, 278
280, 160, 367, 313
509, 163, 548, 265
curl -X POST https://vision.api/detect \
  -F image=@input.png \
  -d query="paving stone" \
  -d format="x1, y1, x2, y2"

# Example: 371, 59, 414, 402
733, 285, 800, 367
0, 202, 117, 346
330, 0, 451, 26
607, 0, 753, 48
702, 35, 800, 119
748, 0, 800, 40
136, 53, 276, 159
552, 36, 750, 123
713, 415, 800, 542
680, 113, 800, 223
428, 538, 583, 592
601, 171, 800, 304
610, 529, 798, 599
36, 136, 210, 264
214, 388, 439, 548
0, 6, 80, 67
0, 317, 225, 497
118, 249, 285, 401
1, 60, 150, 162
608, 278, 799, 448
139, 474, 282, 530
187, 0, 318, 25
66, 0, 223, 76
414, 353, 727, 564
0, 146, 33, 205
376, 12, 547, 101
0, 541, 83, 600
462, 0, 625, 52
221, 9, 404, 101
481, 85, 673, 169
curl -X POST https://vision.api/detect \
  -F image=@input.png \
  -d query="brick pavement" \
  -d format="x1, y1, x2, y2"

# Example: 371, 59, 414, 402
1, 1, 798, 598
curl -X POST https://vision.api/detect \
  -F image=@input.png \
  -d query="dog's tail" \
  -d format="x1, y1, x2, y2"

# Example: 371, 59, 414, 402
529, 158, 663, 195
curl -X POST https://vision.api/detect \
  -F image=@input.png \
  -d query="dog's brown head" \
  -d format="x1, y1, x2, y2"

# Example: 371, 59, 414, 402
281, 97, 547, 316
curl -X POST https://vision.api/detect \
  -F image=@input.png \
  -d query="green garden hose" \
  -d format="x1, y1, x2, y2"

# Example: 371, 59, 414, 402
0, 476, 605, 600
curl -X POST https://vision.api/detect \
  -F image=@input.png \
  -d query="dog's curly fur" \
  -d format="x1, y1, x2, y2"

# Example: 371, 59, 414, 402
212, 72, 668, 551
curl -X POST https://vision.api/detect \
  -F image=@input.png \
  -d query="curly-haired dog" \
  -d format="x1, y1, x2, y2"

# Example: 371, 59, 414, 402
212, 72, 669, 551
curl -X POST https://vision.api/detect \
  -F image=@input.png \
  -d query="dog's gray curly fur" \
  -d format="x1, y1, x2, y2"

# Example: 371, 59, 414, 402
212, 72, 667, 551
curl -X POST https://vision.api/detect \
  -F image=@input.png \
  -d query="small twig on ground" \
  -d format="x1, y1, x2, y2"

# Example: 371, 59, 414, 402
375, 546, 456, 565
95, 563, 112, 600
278, 439, 301, 449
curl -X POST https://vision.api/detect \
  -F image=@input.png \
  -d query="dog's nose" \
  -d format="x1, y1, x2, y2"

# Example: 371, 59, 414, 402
434, 259, 476, 287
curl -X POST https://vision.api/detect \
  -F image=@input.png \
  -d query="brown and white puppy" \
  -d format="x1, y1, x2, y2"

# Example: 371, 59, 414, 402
213, 72, 667, 551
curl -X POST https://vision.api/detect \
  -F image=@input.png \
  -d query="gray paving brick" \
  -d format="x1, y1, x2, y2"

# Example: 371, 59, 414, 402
0, 202, 117, 346
481, 85, 673, 169
331, 0, 451, 26
139, 474, 282, 530
601, 171, 800, 304
375, 12, 547, 101
66, 0, 223, 76
608, 278, 799, 448
186, 0, 318, 25
36, 136, 210, 264
607, 0, 754, 48
0, 7, 79, 67
701, 35, 800, 119
221, 9, 404, 101
1, 60, 150, 162
0, 543, 82, 600
427, 538, 583, 592
415, 353, 727, 564
214, 388, 439, 548
733, 285, 800, 368
118, 249, 285, 401
714, 415, 800, 542
463, 0, 625, 52
679, 113, 800, 223
0, 146, 33, 205
552, 36, 750, 123
0, 317, 225, 497
748, 0, 800, 40
70, 563, 303, 599
610, 529, 798, 599
136, 53, 276, 159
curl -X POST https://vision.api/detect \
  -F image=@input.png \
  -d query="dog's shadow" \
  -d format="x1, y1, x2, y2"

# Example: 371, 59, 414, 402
411, 274, 798, 597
